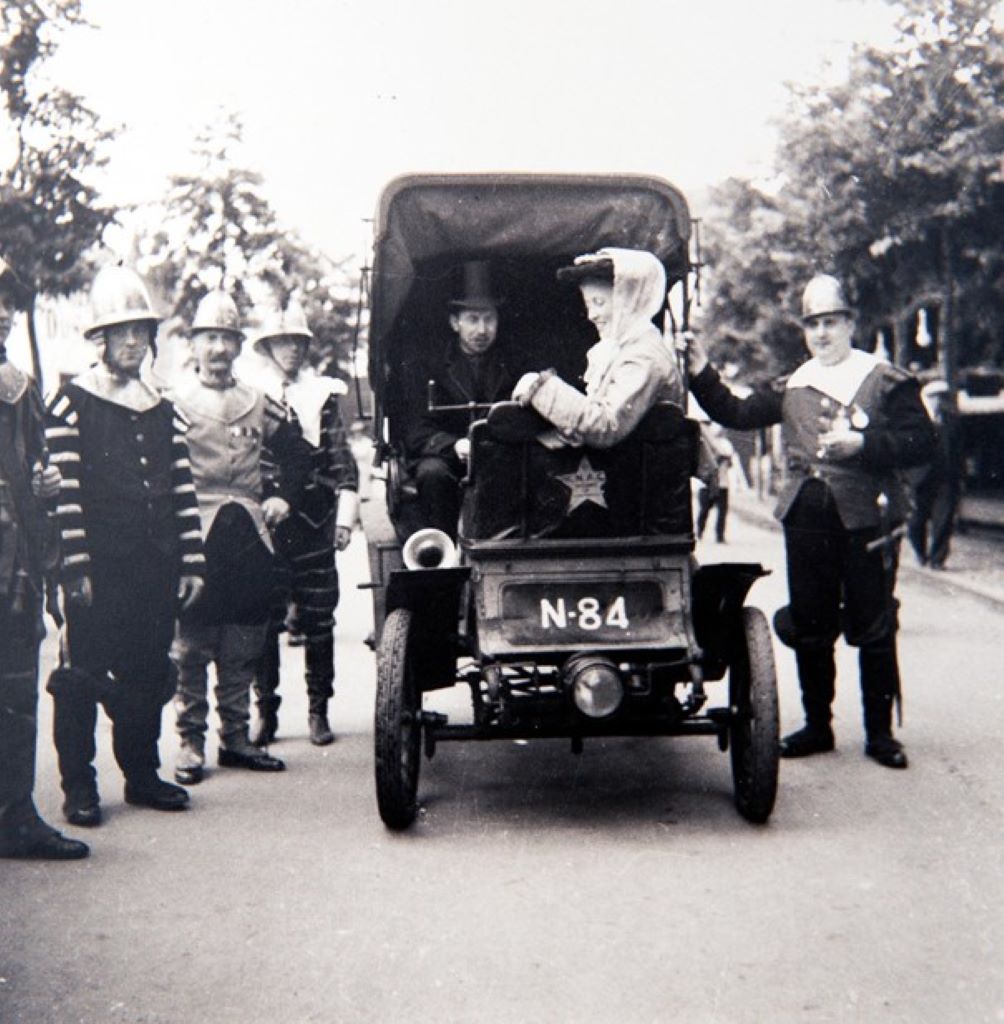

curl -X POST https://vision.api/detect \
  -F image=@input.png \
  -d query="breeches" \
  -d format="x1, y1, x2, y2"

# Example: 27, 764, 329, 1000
783, 481, 899, 652
172, 620, 268, 746
54, 552, 178, 794
275, 514, 340, 639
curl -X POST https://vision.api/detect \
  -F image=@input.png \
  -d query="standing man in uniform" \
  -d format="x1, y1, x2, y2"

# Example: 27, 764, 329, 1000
403, 261, 516, 539
170, 290, 310, 784
249, 298, 358, 747
0, 257, 89, 860
45, 265, 205, 827
687, 274, 934, 769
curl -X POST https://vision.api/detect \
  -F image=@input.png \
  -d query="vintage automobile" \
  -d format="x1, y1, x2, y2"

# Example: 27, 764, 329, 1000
362, 173, 779, 830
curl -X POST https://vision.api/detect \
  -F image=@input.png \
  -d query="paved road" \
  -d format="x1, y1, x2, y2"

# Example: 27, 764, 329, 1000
2, 515, 1002, 1024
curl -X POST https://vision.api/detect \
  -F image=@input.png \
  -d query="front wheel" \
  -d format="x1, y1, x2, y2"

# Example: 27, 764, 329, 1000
375, 608, 422, 830
728, 606, 779, 824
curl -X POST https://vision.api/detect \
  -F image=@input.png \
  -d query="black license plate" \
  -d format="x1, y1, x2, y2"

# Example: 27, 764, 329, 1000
500, 581, 665, 644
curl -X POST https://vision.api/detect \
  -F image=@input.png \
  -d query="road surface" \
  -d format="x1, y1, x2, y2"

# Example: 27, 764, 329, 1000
2, 512, 1001, 1023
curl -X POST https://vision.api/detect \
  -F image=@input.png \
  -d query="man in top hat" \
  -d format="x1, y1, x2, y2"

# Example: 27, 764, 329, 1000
687, 274, 934, 770
0, 257, 89, 859
247, 297, 359, 747
45, 264, 206, 828
907, 379, 960, 570
169, 289, 311, 784
402, 261, 517, 538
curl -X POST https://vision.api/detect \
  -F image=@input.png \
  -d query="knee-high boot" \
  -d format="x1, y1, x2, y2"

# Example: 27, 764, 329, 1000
306, 633, 335, 746
859, 645, 907, 768
251, 624, 282, 746
795, 647, 836, 727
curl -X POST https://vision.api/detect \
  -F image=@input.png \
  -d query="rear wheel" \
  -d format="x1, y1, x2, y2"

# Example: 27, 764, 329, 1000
729, 606, 779, 823
375, 608, 422, 830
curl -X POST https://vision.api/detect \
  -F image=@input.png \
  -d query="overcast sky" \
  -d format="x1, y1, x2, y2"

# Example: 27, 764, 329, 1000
46, 0, 900, 263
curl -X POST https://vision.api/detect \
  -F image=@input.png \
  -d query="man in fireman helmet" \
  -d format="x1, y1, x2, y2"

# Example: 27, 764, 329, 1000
169, 288, 311, 783
687, 274, 934, 770
45, 265, 206, 828
0, 256, 89, 860
248, 296, 358, 748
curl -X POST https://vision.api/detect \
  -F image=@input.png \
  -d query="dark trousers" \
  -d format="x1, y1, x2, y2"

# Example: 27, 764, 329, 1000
908, 470, 958, 568
414, 455, 463, 539
0, 598, 47, 842
255, 514, 340, 718
54, 551, 178, 801
783, 481, 901, 736
697, 486, 729, 541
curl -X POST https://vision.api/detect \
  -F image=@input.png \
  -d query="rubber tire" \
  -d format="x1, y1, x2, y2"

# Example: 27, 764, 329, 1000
728, 606, 780, 824
375, 608, 422, 830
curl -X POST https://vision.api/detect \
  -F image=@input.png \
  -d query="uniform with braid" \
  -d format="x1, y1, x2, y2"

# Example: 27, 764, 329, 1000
45, 372, 205, 814
168, 376, 310, 768
252, 367, 358, 745
690, 350, 933, 758
0, 353, 88, 858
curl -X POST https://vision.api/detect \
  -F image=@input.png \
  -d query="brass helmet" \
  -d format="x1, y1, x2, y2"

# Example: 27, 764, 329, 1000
85, 265, 161, 340
252, 297, 313, 356
801, 274, 852, 323
191, 289, 243, 338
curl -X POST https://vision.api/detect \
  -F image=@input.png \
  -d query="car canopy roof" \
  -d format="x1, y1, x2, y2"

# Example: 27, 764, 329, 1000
369, 173, 691, 387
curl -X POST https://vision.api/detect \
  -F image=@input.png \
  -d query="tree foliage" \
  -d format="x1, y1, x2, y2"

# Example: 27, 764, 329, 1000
700, 0, 1004, 375
142, 112, 360, 375
0, 0, 116, 299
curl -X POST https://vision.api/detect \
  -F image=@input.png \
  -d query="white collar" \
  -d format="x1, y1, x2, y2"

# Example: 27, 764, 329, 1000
249, 363, 346, 447
787, 349, 881, 407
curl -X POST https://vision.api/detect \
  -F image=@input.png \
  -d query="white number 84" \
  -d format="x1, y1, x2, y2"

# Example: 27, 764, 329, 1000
540, 596, 629, 630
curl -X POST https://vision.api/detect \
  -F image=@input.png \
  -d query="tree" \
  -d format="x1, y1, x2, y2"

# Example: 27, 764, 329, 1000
700, 0, 1004, 378
142, 111, 361, 379
0, 0, 117, 377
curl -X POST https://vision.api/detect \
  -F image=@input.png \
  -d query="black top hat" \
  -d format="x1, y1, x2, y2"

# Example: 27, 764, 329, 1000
449, 261, 503, 309
555, 255, 614, 285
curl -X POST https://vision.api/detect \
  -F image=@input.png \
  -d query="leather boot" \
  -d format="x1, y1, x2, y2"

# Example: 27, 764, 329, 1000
306, 636, 335, 746
308, 702, 335, 746
781, 648, 836, 758
250, 709, 278, 748
174, 740, 205, 786
861, 649, 907, 769
251, 628, 281, 746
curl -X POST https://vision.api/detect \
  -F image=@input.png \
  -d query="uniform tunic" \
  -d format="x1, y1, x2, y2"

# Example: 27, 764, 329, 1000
252, 368, 359, 717
0, 359, 58, 845
45, 373, 205, 800
690, 352, 934, 728
168, 376, 310, 750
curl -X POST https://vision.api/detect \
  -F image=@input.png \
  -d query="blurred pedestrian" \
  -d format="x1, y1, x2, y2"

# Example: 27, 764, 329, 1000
45, 266, 205, 827
169, 290, 310, 783
696, 423, 735, 542
907, 380, 960, 570
0, 257, 89, 860
687, 274, 934, 769
248, 298, 358, 747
